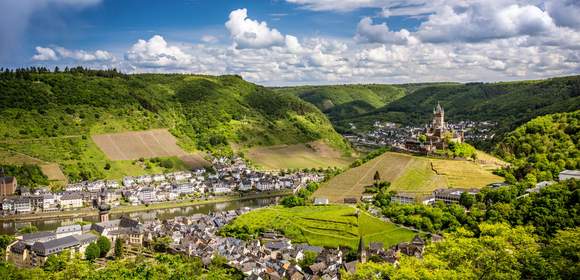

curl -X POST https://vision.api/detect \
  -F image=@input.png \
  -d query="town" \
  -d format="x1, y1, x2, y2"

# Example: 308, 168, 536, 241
346, 116, 497, 151
5, 206, 429, 279
0, 156, 324, 215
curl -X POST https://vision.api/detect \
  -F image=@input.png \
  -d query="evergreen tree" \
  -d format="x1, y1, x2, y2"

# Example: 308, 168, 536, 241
114, 238, 123, 259
85, 242, 100, 261
97, 236, 111, 257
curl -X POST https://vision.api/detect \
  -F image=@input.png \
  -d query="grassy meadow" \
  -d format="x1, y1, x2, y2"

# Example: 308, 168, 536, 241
315, 152, 504, 202
222, 205, 416, 249
245, 140, 354, 170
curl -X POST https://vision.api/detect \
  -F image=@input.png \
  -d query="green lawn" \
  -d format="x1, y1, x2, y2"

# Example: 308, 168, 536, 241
222, 205, 415, 249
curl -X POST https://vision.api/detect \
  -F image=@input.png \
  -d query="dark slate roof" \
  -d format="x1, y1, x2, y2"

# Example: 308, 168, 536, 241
56, 224, 82, 234
21, 231, 56, 241
61, 192, 83, 200
32, 236, 79, 256
10, 241, 26, 254
295, 244, 323, 254
73, 233, 97, 244
120, 216, 140, 228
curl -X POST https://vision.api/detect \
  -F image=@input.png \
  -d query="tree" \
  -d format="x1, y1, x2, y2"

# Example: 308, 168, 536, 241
543, 227, 580, 279
43, 250, 70, 272
299, 251, 319, 268
459, 192, 475, 209
85, 242, 100, 261
97, 236, 111, 257
152, 236, 172, 252
104, 163, 111, 170
114, 238, 124, 259
373, 171, 381, 184
18, 225, 38, 234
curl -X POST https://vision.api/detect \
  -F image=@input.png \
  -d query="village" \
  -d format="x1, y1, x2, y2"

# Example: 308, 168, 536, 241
346, 118, 497, 150
5, 205, 429, 280
0, 156, 324, 216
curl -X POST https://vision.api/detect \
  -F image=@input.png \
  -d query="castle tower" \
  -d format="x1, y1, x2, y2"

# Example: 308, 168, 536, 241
433, 102, 445, 129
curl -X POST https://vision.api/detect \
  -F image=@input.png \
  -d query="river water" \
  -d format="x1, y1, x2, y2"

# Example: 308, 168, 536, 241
0, 196, 281, 235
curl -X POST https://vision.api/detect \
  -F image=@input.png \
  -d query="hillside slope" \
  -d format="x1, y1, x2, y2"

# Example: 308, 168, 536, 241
314, 151, 504, 203
281, 77, 580, 150
273, 84, 406, 128
494, 110, 579, 182
0, 69, 350, 181
340, 76, 580, 137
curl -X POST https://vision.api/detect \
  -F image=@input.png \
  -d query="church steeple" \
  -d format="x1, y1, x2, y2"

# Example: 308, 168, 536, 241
358, 236, 367, 263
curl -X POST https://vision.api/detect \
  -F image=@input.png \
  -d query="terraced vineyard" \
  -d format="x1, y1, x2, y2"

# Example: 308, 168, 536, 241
315, 152, 504, 202
222, 205, 416, 249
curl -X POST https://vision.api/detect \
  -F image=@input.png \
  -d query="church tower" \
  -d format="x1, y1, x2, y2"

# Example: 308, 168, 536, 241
358, 237, 367, 263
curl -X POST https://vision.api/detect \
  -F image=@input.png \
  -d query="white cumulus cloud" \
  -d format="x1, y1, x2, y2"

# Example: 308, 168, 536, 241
355, 17, 416, 45
417, 2, 556, 43
32, 46, 58, 61
32, 46, 114, 62
225, 8, 286, 49
125, 35, 192, 68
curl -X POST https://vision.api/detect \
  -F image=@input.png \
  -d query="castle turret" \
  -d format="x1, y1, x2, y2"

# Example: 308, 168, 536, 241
433, 102, 445, 129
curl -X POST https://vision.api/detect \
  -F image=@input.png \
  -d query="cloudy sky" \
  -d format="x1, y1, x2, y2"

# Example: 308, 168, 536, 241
0, 0, 579, 85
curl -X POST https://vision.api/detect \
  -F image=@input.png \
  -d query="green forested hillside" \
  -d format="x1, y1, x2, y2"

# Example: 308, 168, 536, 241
282, 77, 580, 148
0, 68, 349, 181
273, 84, 406, 128
337, 76, 580, 136
495, 110, 579, 182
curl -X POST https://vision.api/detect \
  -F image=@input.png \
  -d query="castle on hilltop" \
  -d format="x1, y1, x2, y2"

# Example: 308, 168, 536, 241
405, 102, 464, 153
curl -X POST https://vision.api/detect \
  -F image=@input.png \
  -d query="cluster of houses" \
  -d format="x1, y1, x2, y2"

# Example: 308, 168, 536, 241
345, 116, 497, 151
0, 157, 324, 215
5, 207, 433, 279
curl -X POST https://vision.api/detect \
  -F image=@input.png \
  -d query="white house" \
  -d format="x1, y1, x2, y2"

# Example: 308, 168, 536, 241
41, 194, 57, 210
64, 184, 83, 192
152, 174, 166, 182
14, 197, 32, 213
59, 192, 83, 209
123, 177, 135, 187
138, 188, 157, 203
1, 198, 14, 211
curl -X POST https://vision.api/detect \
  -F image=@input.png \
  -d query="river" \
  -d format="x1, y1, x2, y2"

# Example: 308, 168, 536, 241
0, 196, 280, 235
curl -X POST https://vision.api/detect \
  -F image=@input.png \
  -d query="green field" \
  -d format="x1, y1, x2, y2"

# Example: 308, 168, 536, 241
222, 205, 416, 249
245, 140, 354, 170
314, 152, 504, 202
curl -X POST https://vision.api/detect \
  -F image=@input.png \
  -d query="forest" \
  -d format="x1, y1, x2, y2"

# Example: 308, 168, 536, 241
495, 110, 579, 182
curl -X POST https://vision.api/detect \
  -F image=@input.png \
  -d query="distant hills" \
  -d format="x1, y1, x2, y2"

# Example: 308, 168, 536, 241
0, 69, 350, 181
279, 76, 580, 148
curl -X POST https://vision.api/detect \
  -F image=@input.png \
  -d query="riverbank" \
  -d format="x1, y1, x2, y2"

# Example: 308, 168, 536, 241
0, 191, 291, 223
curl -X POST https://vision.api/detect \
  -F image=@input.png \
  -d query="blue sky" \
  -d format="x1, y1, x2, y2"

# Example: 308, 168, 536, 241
0, 0, 579, 85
